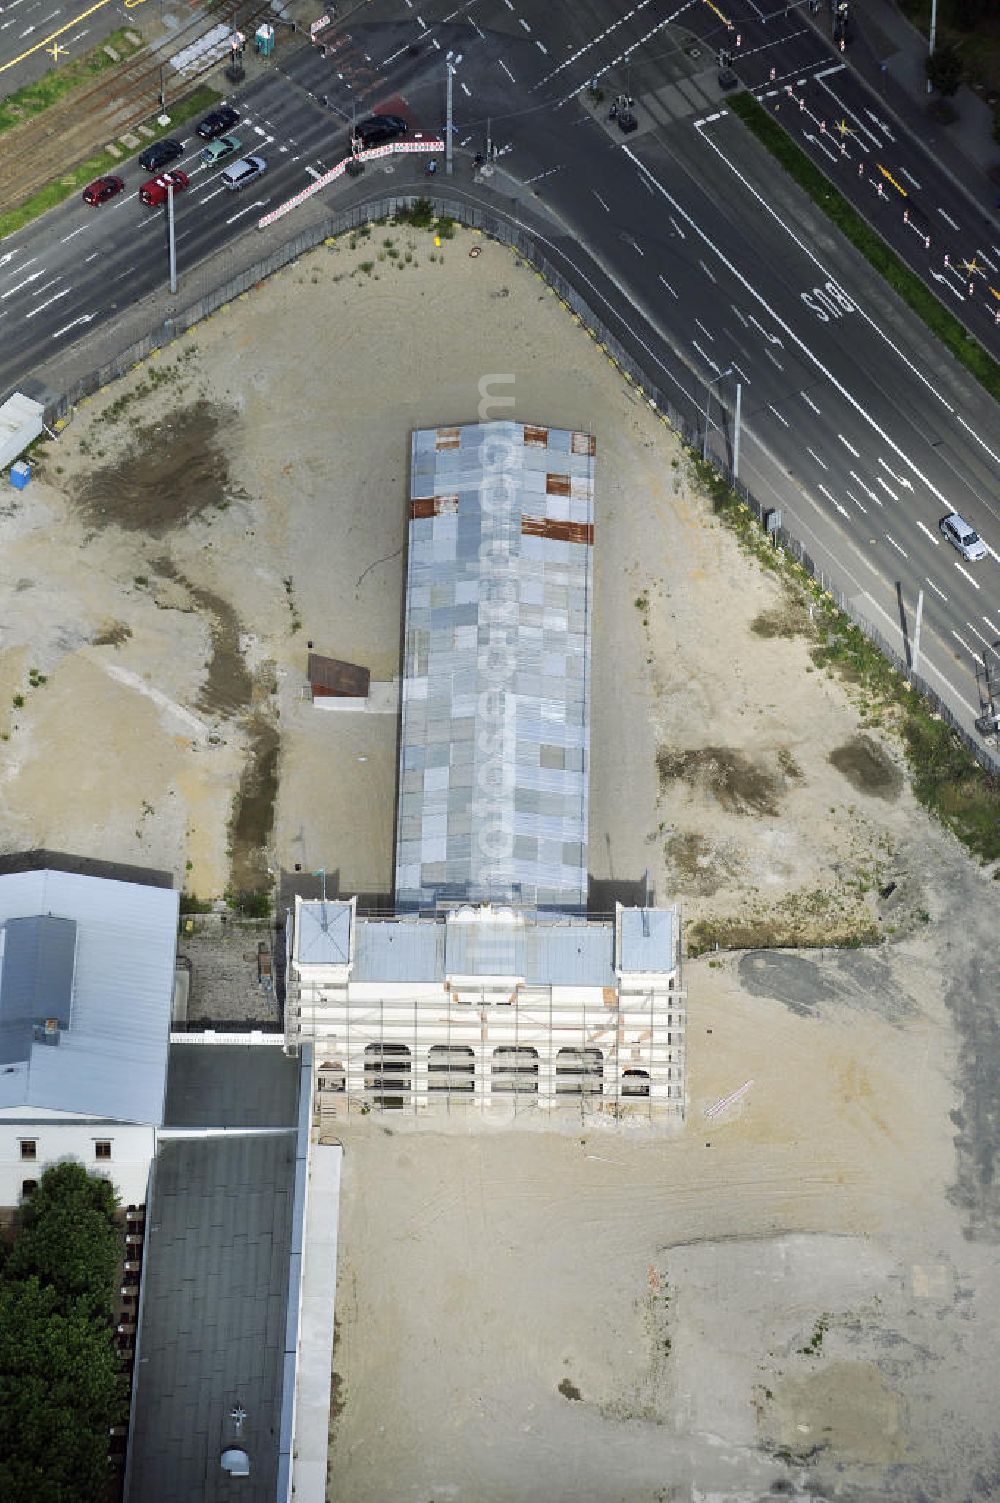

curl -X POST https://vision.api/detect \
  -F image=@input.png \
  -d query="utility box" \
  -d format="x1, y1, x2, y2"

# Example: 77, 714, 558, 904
10, 460, 31, 490
255, 23, 274, 55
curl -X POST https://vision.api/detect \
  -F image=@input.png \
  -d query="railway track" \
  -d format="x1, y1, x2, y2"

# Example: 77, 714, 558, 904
1, 0, 275, 219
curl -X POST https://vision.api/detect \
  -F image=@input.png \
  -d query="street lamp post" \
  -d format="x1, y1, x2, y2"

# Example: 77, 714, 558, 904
445, 51, 462, 174
702, 365, 743, 479
926, 0, 937, 92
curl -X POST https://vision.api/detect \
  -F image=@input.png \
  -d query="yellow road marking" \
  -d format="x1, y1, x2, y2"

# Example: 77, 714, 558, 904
0, 0, 114, 75
46, 40, 68, 60
877, 163, 907, 197
701, 0, 732, 27
834, 118, 853, 137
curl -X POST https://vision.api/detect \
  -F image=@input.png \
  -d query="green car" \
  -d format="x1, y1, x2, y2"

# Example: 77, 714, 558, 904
201, 134, 242, 166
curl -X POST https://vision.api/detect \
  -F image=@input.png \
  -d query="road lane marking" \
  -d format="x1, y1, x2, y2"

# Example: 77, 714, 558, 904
767, 404, 789, 427
658, 273, 677, 297
685, 124, 999, 474
837, 433, 859, 456
951, 629, 977, 656
694, 317, 713, 339
817, 483, 848, 518
1, 270, 43, 297
698, 258, 716, 282
938, 207, 960, 230
225, 198, 270, 225
877, 457, 912, 490
51, 312, 95, 339
499, 59, 516, 82
692, 340, 719, 373
848, 471, 881, 505
25, 286, 71, 318
592, 190, 610, 212
885, 532, 907, 557
954, 563, 979, 591
899, 166, 922, 190
877, 476, 898, 500
0, 0, 112, 73
915, 519, 939, 546
925, 576, 948, 601
965, 621, 992, 648
983, 614, 1000, 636
800, 390, 821, 413
805, 446, 827, 470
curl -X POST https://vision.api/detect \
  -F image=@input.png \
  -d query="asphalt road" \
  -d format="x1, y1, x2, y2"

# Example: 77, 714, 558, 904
0, 0, 133, 96
1, 0, 999, 751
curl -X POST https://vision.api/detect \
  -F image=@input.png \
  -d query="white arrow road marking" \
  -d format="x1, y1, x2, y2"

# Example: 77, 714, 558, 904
225, 198, 270, 225
0, 250, 26, 269
1, 269, 43, 298
748, 312, 782, 346
955, 563, 979, 591
51, 313, 96, 339
817, 483, 848, 518
849, 470, 881, 505
25, 287, 71, 318
878, 458, 912, 489
915, 519, 940, 546
837, 433, 859, 456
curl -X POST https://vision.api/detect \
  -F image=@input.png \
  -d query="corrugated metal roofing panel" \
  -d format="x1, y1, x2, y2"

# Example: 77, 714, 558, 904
0, 871, 177, 1124
395, 422, 594, 915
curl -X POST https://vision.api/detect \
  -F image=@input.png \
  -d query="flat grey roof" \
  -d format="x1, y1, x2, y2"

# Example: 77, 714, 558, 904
0, 870, 178, 1124
619, 908, 675, 973
395, 421, 595, 915
353, 918, 445, 983
128, 1046, 300, 1503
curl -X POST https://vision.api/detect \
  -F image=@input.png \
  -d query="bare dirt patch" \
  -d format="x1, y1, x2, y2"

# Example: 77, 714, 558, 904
829, 733, 904, 800
656, 745, 782, 816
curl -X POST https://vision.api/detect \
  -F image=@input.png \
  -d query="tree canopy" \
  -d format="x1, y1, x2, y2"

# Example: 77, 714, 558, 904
0, 1163, 125, 1502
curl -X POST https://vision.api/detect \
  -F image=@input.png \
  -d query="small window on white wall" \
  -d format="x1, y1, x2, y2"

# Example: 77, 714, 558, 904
19, 1140, 37, 1161
95, 1140, 112, 1160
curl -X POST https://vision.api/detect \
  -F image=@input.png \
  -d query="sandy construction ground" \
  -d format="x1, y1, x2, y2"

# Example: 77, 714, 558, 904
2, 221, 999, 1497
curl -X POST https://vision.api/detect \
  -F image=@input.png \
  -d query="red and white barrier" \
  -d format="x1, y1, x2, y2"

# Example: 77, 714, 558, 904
258, 138, 445, 229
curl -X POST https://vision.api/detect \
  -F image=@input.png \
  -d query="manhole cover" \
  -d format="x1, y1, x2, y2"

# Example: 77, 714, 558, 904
685, 44, 701, 58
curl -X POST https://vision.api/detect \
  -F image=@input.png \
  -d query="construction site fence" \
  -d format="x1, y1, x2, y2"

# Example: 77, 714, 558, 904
43, 192, 1000, 776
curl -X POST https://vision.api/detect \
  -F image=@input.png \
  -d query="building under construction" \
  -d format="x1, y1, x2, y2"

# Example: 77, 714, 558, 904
285, 421, 685, 1120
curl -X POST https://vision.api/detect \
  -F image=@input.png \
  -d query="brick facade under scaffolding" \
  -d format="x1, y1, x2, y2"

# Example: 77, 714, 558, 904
285, 898, 685, 1122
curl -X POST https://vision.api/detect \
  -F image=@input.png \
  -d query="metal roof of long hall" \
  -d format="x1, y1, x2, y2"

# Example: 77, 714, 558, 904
0, 870, 178, 1124
396, 421, 596, 915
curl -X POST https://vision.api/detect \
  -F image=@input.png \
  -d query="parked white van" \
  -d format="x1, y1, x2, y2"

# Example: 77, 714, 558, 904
222, 155, 267, 191
940, 511, 987, 562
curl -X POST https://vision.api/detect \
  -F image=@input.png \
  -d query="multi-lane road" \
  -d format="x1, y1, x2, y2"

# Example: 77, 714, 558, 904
1, 0, 999, 747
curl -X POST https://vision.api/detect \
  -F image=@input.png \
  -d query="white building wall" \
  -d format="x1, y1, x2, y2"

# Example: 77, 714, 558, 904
0, 1111, 155, 1207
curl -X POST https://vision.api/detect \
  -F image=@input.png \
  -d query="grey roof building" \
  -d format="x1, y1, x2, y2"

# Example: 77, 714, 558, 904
396, 420, 596, 915
0, 869, 178, 1124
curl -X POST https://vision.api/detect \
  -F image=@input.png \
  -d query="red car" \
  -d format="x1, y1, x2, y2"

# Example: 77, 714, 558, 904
139, 169, 189, 207
82, 175, 125, 206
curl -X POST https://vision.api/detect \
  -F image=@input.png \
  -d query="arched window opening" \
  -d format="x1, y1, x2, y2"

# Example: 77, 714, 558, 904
364, 1042, 411, 1109
621, 1068, 650, 1098
317, 1060, 346, 1093
491, 1045, 539, 1095
555, 1046, 604, 1096
428, 1044, 475, 1092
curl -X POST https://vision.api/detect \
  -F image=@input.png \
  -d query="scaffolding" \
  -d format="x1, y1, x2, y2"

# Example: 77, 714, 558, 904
286, 908, 686, 1125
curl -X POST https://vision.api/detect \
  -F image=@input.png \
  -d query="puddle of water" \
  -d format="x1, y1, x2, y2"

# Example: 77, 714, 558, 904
73, 402, 235, 536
